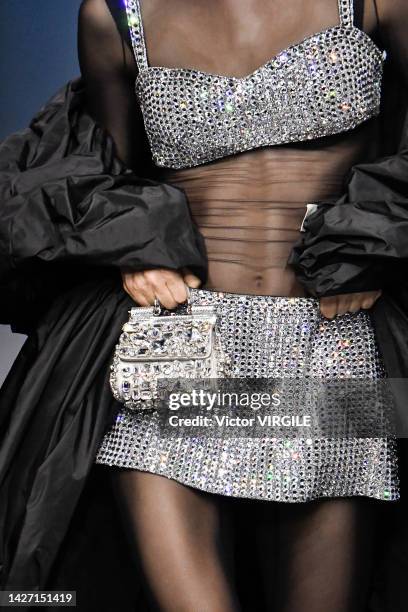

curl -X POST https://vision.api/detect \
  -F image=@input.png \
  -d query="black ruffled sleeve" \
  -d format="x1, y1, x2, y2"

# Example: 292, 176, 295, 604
0, 0, 209, 334
0, 78, 207, 334
288, 120, 408, 296
289, 50, 408, 298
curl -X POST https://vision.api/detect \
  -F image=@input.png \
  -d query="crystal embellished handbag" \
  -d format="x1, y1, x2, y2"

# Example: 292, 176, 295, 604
109, 287, 230, 410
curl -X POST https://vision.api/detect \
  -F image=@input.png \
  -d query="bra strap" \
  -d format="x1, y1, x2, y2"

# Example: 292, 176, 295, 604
124, 0, 149, 71
338, 0, 354, 28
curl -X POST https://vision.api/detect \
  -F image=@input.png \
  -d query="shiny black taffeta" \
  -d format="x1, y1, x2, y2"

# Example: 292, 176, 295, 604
0, 78, 207, 335
1, 71, 408, 610
0, 78, 206, 608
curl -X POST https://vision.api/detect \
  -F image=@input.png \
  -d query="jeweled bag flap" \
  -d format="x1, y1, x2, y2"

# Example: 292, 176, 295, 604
117, 304, 217, 362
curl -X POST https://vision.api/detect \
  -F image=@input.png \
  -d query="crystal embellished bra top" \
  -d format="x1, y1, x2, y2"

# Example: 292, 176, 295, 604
124, 0, 386, 170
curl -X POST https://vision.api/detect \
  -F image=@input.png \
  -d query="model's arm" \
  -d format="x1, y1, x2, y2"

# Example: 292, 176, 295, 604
318, 0, 408, 319
78, 0, 201, 308
377, 0, 408, 84
78, 0, 142, 169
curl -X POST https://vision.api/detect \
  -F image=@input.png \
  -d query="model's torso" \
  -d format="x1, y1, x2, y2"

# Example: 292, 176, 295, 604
157, 122, 379, 295
132, 0, 382, 296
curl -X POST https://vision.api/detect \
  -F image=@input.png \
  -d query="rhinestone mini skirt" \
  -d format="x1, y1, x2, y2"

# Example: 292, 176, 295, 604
95, 290, 400, 502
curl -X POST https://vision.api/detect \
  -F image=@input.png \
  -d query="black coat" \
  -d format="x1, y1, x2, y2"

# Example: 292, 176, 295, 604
1, 76, 408, 611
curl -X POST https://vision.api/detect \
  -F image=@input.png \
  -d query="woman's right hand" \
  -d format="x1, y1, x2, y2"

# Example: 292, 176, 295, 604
121, 267, 202, 309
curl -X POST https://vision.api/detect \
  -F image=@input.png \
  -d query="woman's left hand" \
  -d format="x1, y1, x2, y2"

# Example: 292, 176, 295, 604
319, 290, 382, 319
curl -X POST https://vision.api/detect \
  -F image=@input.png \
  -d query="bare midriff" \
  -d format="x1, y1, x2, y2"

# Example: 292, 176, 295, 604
156, 122, 379, 297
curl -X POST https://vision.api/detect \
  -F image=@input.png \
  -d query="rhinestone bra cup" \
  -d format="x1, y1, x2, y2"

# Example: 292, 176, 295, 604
125, 0, 385, 170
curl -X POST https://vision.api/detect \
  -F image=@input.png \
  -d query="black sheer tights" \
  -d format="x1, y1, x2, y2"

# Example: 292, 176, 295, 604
110, 469, 380, 612
110, 470, 238, 612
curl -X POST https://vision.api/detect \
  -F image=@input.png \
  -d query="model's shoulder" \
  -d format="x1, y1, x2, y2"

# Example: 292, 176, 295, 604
79, 0, 116, 33
80, 0, 131, 47
376, 0, 408, 25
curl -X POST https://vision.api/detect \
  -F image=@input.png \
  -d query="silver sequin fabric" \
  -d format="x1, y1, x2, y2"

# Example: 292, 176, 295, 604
95, 291, 400, 503
124, 0, 385, 169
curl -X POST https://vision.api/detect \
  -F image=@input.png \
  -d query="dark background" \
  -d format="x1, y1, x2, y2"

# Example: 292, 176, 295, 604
0, 0, 82, 384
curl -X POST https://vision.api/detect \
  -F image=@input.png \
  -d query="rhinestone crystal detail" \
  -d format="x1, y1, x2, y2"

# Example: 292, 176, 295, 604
96, 291, 400, 503
110, 303, 230, 411
124, 0, 385, 169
